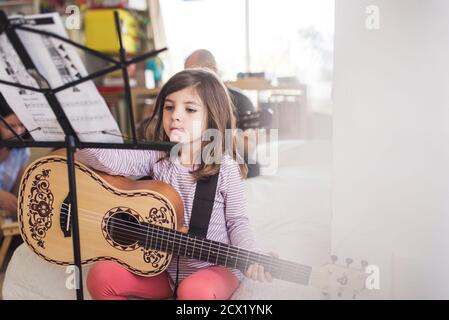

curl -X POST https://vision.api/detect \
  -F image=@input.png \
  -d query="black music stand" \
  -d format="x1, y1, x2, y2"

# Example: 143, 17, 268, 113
0, 10, 172, 300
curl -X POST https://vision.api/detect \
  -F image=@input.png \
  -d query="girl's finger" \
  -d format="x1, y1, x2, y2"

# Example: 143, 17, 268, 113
251, 264, 258, 281
257, 264, 265, 282
245, 264, 253, 278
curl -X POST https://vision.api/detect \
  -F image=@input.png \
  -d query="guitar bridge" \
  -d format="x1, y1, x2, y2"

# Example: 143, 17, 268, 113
59, 195, 71, 237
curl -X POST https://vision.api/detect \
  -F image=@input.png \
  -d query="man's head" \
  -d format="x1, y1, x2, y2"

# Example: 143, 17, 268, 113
184, 49, 218, 74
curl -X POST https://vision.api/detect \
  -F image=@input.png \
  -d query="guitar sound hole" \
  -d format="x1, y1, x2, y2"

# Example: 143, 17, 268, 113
107, 212, 140, 247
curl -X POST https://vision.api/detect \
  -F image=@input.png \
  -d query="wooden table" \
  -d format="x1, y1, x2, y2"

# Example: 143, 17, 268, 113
225, 78, 307, 107
226, 78, 308, 139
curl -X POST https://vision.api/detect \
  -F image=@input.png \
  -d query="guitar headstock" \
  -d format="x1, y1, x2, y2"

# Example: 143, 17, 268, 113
310, 255, 369, 299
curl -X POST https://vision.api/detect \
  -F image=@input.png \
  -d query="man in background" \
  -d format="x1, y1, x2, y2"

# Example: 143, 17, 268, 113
184, 49, 256, 121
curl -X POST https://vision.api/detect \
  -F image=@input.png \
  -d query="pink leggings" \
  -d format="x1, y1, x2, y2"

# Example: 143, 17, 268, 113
87, 261, 240, 300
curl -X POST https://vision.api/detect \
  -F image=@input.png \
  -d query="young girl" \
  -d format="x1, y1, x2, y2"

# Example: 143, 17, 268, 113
76, 69, 273, 300
0, 105, 29, 214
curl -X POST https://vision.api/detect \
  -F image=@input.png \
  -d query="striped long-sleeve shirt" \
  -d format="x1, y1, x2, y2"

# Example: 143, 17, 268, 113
75, 148, 259, 282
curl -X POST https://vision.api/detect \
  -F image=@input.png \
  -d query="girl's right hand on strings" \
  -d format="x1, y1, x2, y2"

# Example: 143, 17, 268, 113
0, 191, 18, 213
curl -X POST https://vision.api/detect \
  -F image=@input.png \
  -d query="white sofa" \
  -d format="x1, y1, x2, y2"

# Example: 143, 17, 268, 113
2, 140, 331, 300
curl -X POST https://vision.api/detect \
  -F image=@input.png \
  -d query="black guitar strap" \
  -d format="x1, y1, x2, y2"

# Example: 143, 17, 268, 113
173, 171, 220, 299
188, 171, 220, 238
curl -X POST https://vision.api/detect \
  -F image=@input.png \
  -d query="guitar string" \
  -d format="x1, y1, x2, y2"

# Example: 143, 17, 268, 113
60, 203, 307, 274
59, 203, 310, 277
59, 213, 309, 284
56, 207, 311, 279
69, 206, 310, 277
60, 208, 310, 281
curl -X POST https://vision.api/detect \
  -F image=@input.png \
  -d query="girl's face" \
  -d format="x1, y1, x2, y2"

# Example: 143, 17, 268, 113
162, 86, 207, 144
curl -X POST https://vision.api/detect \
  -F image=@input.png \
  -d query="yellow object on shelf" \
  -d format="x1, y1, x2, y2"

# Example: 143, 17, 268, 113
85, 9, 139, 54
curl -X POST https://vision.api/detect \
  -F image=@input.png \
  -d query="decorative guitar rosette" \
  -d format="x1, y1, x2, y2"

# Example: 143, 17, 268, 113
101, 205, 171, 269
142, 206, 171, 267
27, 169, 54, 249
102, 207, 142, 251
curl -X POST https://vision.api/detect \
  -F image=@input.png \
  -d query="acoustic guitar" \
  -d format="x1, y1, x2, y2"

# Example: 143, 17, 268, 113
18, 154, 368, 298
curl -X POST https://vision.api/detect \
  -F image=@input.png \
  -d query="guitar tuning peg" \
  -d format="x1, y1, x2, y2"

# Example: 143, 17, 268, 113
361, 260, 368, 268
331, 255, 338, 263
346, 258, 353, 266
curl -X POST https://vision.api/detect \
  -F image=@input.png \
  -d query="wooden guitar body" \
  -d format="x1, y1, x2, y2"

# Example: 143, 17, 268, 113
18, 155, 184, 277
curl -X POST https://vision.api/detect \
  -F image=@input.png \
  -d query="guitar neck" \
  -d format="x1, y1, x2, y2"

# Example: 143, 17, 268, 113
135, 223, 312, 285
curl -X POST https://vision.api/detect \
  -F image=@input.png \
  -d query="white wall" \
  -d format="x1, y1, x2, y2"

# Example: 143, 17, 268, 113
332, 0, 449, 299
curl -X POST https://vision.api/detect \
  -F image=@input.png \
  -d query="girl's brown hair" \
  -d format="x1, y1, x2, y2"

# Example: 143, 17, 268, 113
145, 68, 247, 181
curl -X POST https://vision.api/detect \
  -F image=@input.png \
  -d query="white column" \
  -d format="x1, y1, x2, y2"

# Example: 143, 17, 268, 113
332, 0, 449, 299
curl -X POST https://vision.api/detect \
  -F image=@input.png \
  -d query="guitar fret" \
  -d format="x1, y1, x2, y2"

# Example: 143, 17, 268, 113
207, 240, 212, 263
199, 239, 204, 261
234, 247, 240, 269
177, 233, 182, 256
192, 236, 197, 260
171, 229, 176, 254
224, 245, 230, 267
185, 234, 190, 257
215, 243, 220, 265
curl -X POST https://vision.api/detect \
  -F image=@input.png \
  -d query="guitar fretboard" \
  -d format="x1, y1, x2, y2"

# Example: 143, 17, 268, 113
113, 222, 312, 285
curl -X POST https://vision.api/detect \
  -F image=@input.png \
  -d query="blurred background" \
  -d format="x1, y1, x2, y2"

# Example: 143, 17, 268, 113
0, 0, 335, 300
3, 0, 448, 300
0, 0, 334, 142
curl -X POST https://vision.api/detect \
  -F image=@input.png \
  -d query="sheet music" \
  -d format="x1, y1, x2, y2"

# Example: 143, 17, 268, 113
0, 33, 63, 141
0, 13, 123, 143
